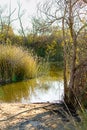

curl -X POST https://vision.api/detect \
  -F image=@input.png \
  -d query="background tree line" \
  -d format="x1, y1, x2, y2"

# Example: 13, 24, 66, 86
0, 24, 64, 63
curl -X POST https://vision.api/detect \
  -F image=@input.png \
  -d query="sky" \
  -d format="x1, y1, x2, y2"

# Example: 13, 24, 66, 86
0, 0, 45, 34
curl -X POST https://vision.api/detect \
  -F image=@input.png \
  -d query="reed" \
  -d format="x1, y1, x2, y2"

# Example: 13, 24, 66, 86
0, 44, 39, 83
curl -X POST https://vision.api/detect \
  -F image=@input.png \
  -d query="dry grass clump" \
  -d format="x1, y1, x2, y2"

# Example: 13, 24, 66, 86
0, 44, 39, 83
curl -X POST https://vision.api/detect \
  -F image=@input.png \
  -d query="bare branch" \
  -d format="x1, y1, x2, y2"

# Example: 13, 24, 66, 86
76, 23, 87, 37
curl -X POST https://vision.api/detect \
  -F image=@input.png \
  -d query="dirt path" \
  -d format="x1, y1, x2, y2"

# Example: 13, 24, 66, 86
0, 103, 79, 130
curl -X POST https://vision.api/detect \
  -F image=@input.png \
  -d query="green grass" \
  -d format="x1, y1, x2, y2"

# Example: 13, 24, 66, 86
0, 44, 40, 83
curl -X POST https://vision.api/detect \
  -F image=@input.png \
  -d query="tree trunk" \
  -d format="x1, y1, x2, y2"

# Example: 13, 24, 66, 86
65, 0, 77, 106
62, 18, 68, 98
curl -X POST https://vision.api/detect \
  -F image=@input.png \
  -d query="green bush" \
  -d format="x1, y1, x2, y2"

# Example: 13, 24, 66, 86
0, 45, 39, 83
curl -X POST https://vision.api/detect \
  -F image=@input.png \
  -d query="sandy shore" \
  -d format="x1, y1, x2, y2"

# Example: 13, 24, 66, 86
0, 103, 79, 130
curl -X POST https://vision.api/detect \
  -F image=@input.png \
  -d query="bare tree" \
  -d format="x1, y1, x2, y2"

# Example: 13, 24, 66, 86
0, 2, 17, 43
37, 0, 87, 106
0, 6, 5, 33
17, 1, 28, 45
5, 1, 16, 42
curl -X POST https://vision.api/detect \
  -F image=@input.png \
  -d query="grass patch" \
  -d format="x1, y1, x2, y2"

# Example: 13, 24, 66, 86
0, 44, 41, 83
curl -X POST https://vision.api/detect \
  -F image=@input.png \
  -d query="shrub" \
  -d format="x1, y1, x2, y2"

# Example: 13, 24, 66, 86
0, 44, 39, 83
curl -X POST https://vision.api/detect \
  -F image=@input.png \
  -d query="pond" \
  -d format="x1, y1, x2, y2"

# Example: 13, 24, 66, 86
0, 64, 64, 103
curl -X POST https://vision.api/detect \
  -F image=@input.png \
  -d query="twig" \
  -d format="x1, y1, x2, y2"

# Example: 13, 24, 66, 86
0, 104, 54, 122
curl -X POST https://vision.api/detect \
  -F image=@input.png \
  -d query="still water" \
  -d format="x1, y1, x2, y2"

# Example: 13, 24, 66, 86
0, 65, 64, 103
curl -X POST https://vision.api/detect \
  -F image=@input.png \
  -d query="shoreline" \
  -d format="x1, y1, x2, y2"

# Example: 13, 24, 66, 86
0, 103, 81, 130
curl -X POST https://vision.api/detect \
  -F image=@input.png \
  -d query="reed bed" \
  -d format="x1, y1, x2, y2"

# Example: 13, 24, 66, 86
0, 44, 40, 83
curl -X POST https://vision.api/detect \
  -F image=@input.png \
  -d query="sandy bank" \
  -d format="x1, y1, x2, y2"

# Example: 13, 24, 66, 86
0, 103, 79, 130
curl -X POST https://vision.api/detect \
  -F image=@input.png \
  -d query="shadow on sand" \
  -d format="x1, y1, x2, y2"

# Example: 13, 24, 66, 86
3, 103, 81, 130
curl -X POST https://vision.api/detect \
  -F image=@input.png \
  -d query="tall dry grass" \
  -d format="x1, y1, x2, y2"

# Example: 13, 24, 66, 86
0, 44, 39, 83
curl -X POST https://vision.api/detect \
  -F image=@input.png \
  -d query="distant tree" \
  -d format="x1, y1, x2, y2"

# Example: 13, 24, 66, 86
17, 1, 28, 45
31, 16, 52, 35
0, 2, 17, 44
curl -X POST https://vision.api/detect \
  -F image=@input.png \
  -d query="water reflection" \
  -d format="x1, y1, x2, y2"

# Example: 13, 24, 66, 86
0, 79, 37, 102
0, 67, 64, 103
23, 80, 64, 103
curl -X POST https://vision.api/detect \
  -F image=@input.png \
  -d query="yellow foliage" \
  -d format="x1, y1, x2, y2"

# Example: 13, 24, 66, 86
0, 45, 39, 82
